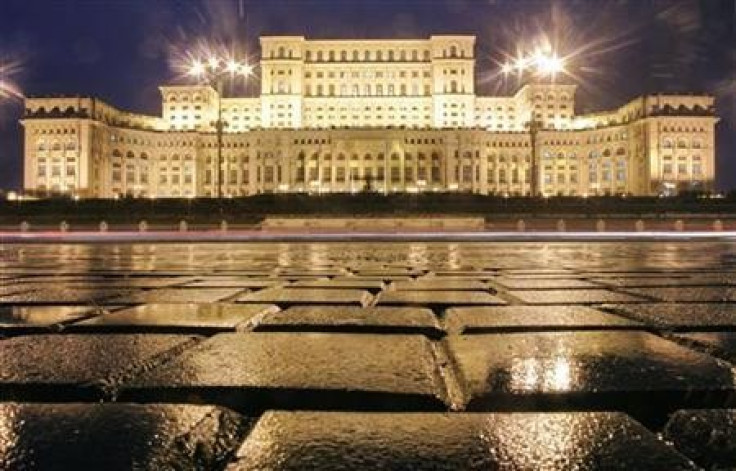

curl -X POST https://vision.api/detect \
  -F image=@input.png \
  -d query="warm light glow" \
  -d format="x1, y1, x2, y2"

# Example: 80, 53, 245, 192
208, 56, 219, 70
241, 63, 254, 76
535, 53, 564, 76
226, 60, 240, 74
189, 60, 205, 77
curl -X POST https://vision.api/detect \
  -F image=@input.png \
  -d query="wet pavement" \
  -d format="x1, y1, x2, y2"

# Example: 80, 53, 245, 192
1, 241, 736, 468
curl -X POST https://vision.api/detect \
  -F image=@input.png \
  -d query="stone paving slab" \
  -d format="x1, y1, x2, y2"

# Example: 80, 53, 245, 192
253, 306, 442, 336
237, 288, 373, 307
0, 288, 138, 305
68, 303, 280, 333
228, 411, 696, 470
107, 288, 244, 304
0, 334, 198, 401
621, 287, 736, 302
663, 409, 736, 469
61, 277, 195, 288
510, 289, 647, 305
592, 276, 735, 288
446, 332, 736, 424
673, 332, 736, 363
603, 303, 736, 330
492, 278, 600, 290
444, 306, 642, 334
0, 305, 101, 332
391, 279, 489, 291
377, 290, 506, 307
0, 403, 252, 470
290, 279, 386, 290
182, 279, 285, 289
122, 333, 448, 412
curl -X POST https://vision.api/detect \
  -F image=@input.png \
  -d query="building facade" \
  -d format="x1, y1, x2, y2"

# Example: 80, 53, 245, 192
21, 35, 718, 198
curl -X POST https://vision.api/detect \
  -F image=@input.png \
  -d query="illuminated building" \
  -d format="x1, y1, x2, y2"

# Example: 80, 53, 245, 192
21, 35, 718, 198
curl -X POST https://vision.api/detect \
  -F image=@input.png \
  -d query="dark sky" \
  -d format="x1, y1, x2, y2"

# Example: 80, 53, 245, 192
0, 0, 734, 190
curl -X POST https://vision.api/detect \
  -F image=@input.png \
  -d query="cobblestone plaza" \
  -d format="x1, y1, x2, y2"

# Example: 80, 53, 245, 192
0, 241, 736, 468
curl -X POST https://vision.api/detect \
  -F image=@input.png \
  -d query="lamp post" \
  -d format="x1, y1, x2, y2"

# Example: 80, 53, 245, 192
529, 116, 542, 197
500, 49, 565, 197
187, 56, 254, 199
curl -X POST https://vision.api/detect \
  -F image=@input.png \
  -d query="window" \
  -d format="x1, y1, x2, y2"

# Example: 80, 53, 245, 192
390, 167, 400, 182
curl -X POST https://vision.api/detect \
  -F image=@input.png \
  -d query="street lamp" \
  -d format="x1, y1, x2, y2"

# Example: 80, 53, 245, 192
187, 55, 254, 199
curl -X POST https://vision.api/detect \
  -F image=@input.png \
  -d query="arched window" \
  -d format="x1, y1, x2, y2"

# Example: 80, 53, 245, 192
352, 50, 359, 61
450, 45, 458, 57
423, 50, 430, 61
278, 46, 285, 58
328, 50, 335, 61
388, 50, 394, 61
412, 50, 418, 61
317, 51, 323, 62
677, 139, 688, 148
376, 50, 383, 61
450, 80, 458, 93
364, 50, 371, 61
341, 51, 347, 61
662, 138, 673, 148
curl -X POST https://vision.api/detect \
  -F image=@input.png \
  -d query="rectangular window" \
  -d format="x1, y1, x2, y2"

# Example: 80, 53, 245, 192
391, 167, 401, 183
264, 166, 274, 183
462, 166, 472, 183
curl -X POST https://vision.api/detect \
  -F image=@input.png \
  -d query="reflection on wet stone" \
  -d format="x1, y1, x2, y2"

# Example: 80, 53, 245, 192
69, 303, 280, 333
444, 305, 642, 334
229, 411, 697, 470
0, 334, 198, 401
663, 409, 736, 469
447, 332, 736, 424
123, 332, 448, 411
0, 403, 252, 470
1, 241, 736, 465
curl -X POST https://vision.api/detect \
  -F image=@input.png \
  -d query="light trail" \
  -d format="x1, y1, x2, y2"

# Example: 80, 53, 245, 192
2, 231, 736, 244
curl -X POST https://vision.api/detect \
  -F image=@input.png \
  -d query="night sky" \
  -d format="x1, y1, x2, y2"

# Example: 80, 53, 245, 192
0, 0, 734, 190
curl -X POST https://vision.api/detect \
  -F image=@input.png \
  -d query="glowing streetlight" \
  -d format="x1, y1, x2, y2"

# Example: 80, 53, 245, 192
535, 53, 564, 77
184, 52, 255, 199
188, 60, 205, 77
499, 49, 567, 80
